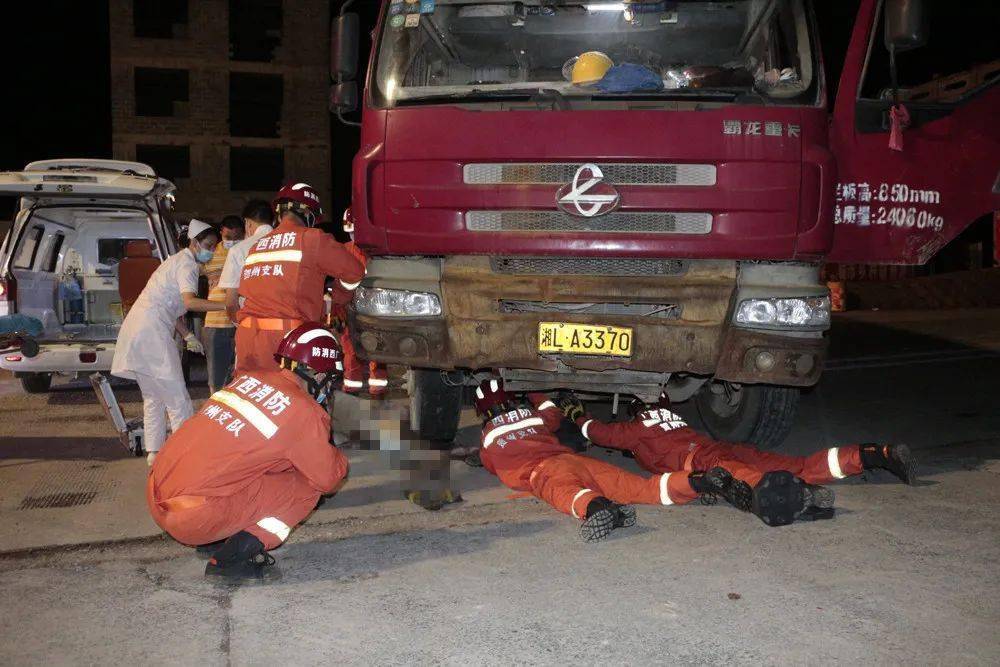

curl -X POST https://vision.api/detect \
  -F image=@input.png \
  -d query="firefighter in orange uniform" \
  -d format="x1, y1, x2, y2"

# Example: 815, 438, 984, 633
474, 377, 740, 541
147, 323, 348, 581
234, 183, 365, 372
557, 392, 916, 526
336, 208, 388, 397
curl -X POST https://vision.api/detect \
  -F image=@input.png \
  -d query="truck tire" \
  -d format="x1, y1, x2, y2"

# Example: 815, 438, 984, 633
409, 368, 464, 443
18, 372, 53, 394
694, 382, 800, 450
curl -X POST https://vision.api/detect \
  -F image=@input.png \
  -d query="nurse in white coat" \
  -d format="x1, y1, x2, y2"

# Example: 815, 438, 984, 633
112, 220, 226, 465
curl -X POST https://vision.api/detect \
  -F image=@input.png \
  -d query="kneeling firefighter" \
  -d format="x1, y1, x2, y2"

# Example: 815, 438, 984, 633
147, 323, 349, 581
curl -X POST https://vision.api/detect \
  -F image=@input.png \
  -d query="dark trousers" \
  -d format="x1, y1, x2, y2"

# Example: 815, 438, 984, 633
202, 326, 236, 395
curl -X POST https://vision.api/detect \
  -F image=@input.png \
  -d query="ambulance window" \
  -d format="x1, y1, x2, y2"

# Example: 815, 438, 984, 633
98, 238, 148, 266
13, 226, 44, 270
860, 0, 1000, 103
43, 233, 66, 273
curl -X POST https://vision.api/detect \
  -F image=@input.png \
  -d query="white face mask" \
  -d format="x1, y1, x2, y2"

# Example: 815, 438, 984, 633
223, 240, 237, 249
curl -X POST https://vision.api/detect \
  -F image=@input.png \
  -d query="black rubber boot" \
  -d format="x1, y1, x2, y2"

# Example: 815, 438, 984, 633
195, 540, 225, 560
751, 471, 835, 527
580, 496, 637, 543
204, 531, 279, 582
860, 444, 917, 485
689, 467, 753, 511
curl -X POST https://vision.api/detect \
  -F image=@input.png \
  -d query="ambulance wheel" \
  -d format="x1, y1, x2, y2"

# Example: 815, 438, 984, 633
18, 372, 52, 394
694, 382, 799, 451
409, 368, 463, 443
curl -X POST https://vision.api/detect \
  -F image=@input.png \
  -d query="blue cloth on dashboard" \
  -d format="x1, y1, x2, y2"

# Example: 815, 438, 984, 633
595, 64, 664, 93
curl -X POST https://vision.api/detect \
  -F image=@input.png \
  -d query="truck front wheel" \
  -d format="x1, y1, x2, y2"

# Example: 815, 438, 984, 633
18, 372, 53, 394
408, 368, 464, 442
694, 381, 800, 450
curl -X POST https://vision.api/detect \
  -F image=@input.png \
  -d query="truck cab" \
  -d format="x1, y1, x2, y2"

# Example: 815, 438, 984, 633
0, 159, 178, 393
333, 0, 999, 447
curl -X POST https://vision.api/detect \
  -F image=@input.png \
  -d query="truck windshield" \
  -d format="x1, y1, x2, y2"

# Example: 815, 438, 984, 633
374, 0, 814, 106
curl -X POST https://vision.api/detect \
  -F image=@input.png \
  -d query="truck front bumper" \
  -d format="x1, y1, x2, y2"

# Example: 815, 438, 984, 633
352, 257, 827, 387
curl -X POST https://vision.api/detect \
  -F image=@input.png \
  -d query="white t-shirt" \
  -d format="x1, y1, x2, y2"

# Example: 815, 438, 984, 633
218, 224, 274, 290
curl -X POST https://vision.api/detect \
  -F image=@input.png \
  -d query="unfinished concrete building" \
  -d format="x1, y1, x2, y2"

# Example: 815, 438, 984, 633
110, 0, 331, 222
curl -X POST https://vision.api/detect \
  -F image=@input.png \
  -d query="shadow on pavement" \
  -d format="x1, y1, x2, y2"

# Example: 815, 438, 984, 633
0, 436, 132, 461
270, 520, 554, 586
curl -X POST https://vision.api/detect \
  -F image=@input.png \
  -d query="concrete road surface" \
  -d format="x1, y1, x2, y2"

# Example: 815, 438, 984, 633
0, 309, 999, 664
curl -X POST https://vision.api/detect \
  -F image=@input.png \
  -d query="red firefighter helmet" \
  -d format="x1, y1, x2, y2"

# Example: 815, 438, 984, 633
273, 182, 324, 227
342, 207, 355, 235
474, 377, 515, 418
627, 390, 671, 418
274, 323, 343, 402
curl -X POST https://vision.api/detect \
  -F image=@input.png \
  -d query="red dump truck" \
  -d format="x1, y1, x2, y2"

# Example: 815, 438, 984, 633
330, 0, 999, 447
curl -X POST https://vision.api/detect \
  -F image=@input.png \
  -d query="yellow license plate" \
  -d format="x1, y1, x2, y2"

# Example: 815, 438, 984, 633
538, 322, 633, 357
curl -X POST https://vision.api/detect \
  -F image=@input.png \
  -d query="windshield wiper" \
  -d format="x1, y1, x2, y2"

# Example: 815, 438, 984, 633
591, 88, 768, 104
395, 87, 580, 106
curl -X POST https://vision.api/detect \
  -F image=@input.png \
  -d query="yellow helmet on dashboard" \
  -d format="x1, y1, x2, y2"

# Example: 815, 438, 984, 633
571, 51, 613, 85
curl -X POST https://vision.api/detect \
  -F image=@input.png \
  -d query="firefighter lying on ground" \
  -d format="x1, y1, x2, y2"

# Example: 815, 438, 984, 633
556, 391, 916, 527
474, 377, 754, 541
146, 323, 349, 581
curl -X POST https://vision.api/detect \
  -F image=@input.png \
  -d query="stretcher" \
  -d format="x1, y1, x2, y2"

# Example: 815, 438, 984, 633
89, 372, 145, 456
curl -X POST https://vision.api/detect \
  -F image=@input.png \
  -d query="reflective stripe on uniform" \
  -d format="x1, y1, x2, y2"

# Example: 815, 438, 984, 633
245, 249, 303, 266
239, 317, 302, 331
570, 488, 593, 519
581, 419, 593, 440
537, 400, 555, 411
340, 279, 362, 290
482, 417, 544, 449
827, 447, 846, 479
211, 390, 279, 439
343, 379, 364, 388
256, 516, 291, 542
659, 473, 675, 505
368, 378, 388, 387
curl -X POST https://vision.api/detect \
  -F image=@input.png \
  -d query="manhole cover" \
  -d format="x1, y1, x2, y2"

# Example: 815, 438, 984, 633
20, 491, 99, 509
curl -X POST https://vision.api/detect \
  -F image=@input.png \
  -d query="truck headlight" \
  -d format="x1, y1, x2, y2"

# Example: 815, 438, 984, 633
354, 287, 442, 317
735, 296, 830, 329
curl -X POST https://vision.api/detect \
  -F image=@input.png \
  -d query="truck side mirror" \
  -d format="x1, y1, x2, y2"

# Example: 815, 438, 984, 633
331, 13, 360, 82
884, 0, 928, 52
329, 81, 358, 116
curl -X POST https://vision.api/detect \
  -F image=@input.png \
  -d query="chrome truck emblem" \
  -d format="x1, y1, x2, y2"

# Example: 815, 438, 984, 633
556, 164, 621, 218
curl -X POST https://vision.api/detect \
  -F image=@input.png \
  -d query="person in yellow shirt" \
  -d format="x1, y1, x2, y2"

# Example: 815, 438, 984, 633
202, 216, 245, 393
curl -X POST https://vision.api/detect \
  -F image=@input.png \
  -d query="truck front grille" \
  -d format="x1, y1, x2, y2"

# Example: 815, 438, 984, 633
463, 162, 716, 186
499, 299, 682, 319
466, 210, 712, 234
490, 256, 688, 276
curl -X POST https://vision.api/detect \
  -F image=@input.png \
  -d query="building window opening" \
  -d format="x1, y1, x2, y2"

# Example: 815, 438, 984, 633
229, 0, 282, 63
230, 147, 284, 191
136, 145, 191, 183
134, 67, 189, 117
229, 73, 283, 138
134, 0, 188, 39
